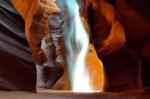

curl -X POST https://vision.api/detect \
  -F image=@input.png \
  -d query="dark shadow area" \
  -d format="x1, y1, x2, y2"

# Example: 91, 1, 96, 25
0, 0, 36, 91
0, 0, 150, 93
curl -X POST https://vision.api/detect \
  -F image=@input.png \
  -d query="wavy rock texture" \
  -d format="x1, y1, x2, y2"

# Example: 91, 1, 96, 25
0, 0, 36, 91
0, 0, 150, 92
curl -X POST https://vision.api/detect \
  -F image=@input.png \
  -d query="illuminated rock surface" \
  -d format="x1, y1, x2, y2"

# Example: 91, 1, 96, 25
0, 0, 150, 92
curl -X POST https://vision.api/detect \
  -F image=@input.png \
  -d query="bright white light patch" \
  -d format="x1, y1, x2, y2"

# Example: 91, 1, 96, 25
72, 3, 91, 92
65, 0, 95, 92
